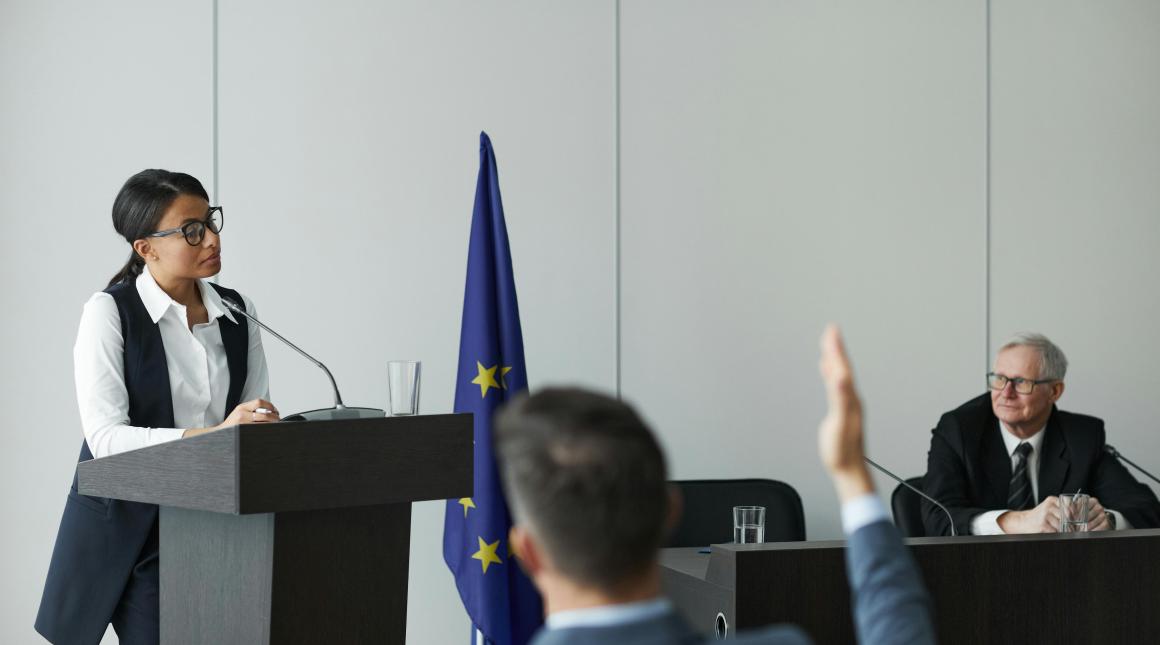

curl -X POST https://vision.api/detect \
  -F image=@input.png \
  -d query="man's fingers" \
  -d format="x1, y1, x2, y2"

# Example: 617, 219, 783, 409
823, 324, 850, 364
1087, 498, 1104, 519
1045, 510, 1061, 532
819, 325, 856, 411
819, 326, 850, 379
1086, 497, 1107, 530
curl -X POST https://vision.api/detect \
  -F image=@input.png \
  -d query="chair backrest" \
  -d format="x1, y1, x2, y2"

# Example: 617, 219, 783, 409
890, 476, 927, 538
666, 478, 805, 547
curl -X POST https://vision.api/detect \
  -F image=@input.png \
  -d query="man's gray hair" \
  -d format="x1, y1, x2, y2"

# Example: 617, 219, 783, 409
1000, 332, 1068, 381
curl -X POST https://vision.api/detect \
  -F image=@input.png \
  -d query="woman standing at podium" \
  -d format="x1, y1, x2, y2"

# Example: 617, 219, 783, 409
35, 169, 281, 645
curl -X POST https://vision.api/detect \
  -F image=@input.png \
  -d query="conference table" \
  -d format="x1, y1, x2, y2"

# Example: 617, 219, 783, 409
661, 528, 1160, 644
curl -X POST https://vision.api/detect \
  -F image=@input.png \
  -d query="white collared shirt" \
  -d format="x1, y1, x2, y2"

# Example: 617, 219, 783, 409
1001, 421, 1047, 503
971, 422, 1129, 534
543, 495, 889, 631
73, 266, 270, 458
547, 598, 672, 631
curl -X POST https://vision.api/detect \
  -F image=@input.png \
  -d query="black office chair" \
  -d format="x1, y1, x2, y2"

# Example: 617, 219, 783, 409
666, 478, 806, 547
890, 476, 927, 538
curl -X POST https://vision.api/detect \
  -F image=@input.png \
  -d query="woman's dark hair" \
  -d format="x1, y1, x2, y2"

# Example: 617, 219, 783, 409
107, 169, 210, 287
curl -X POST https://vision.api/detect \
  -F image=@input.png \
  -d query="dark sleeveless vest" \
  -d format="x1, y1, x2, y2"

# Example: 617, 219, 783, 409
35, 280, 249, 645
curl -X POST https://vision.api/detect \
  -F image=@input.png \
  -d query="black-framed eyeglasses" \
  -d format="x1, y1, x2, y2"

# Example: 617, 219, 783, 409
146, 207, 224, 246
987, 372, 1055, 395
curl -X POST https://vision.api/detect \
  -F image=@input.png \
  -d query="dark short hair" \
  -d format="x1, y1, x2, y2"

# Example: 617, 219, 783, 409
494, 387, 669, 591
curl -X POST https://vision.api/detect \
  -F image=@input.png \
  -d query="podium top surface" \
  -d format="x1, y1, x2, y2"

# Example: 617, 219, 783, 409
78, 414, 473, 514
663, 527, 1160, 586
661, 529, 1160, 644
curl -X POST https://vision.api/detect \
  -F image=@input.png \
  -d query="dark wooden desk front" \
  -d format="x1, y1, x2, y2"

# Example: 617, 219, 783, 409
661, 528, 1160, 644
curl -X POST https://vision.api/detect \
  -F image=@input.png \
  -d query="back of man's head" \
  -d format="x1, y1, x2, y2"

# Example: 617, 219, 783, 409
495, 387, 670, 592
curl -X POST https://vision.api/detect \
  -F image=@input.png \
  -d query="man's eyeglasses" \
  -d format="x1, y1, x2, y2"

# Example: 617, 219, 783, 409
147, 207, 224, 246
987, 372, 1055, 395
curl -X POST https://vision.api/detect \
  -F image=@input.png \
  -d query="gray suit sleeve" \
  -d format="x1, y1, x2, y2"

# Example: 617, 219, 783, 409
845, 520, 935, 645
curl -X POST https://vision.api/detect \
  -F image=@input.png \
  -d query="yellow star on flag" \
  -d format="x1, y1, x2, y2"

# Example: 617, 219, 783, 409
471, 361, 501, 398
458, 497, 476, 518
472, 537, 503, 574
499, 366, 513, 389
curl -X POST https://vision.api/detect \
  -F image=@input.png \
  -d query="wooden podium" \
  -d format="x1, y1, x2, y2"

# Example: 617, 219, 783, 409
77, 414, 473, 645
662, 528, 1160, 644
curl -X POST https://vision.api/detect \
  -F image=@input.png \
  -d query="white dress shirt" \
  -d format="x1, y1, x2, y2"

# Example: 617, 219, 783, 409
73, 266, 270, 459
543, 494, 889, 630
547, 598, 673, 631
971, 422, 1130, 534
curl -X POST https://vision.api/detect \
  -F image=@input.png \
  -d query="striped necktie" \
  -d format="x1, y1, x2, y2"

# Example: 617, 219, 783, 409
1008, 442, 1035, 510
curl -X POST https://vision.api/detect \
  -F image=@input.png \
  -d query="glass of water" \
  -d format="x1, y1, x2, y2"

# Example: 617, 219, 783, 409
733, 505, 765, 544
387, 360, 421, 416
1059, 493, 1090, 533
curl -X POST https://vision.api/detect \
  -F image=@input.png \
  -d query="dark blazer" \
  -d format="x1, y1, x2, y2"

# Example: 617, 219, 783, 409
35, 281, 249, 645
530, 520, 935, 645
922, 393, 1160, 536
528, 610, 808, 645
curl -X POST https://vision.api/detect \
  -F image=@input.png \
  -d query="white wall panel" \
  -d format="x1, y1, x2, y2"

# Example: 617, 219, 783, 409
7, 2, 1160, 643
620, 0, 987, 539
0, 2, 212, 642
216, 2, 615, 642
990, 1, 1160, 495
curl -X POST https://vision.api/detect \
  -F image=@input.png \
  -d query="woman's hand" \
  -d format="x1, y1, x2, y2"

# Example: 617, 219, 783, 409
181, 399, 281, 438
221, 399, 281, 427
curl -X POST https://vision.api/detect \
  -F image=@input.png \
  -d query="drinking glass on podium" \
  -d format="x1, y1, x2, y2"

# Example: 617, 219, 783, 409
1060, 493, 1090, 532
733, 506, 765, 543
387, 360, 421, 416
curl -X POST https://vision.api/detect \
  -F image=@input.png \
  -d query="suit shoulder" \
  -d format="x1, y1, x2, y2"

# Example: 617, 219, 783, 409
729, 624, 811, 645
1054, 407, 1103, 429
1053, 407, 1106, 448
934, 393, 992, 436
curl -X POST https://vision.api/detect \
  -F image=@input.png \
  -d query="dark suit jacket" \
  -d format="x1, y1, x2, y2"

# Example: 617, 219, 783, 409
922, 393, 1160, 536
529, 520, 934, 645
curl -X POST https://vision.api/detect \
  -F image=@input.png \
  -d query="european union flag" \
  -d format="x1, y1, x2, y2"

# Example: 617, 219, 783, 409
443, 132, 543, 645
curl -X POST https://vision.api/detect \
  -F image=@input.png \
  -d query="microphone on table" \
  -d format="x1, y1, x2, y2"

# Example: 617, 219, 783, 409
1105, 444, 1160, 487
863, 456, 957, 537
221, 297, 384, 422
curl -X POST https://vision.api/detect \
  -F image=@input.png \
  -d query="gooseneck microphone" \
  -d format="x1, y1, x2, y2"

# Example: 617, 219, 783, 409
864, 456, 958, 537
1105, 444, 1160, 487
222, 297, 384, 421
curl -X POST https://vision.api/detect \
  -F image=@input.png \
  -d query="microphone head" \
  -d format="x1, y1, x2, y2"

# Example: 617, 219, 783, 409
1104, 444, 1119, 457
221, 297, 242, 312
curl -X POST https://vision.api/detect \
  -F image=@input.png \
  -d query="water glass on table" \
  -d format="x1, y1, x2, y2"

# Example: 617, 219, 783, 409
733, 505, 765, 544
387, 360, 421, 416
1059, 493, 1090, 533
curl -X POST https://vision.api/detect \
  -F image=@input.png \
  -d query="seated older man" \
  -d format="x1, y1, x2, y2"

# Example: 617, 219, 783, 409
923, 332, 1160, 536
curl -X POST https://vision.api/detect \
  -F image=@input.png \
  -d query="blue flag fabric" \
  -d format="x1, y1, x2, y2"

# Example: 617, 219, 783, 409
443, 132, 544, 645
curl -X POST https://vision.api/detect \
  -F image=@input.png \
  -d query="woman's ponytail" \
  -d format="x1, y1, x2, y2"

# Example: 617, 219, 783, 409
106, 251, 146, 288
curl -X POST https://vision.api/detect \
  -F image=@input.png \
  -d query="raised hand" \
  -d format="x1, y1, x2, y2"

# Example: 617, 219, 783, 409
817, 325, 874, 502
